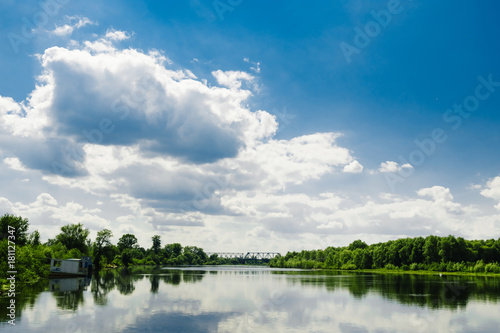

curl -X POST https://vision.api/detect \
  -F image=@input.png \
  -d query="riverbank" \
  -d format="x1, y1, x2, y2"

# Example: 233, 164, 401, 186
3, 263, 500, 293
341, 268, 500, 278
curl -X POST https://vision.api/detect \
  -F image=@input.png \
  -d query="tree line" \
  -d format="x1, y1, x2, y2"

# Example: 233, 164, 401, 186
0, 214, 236, 283
270, 235, 500, 273
3, 213, 500, 284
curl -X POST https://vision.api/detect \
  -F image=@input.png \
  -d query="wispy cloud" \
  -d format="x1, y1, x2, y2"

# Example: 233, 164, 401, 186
51, 16, 97, 37
378, 160, 413, 173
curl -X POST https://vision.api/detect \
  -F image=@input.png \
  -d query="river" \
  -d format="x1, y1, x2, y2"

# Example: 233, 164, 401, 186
1, 266, 499, 332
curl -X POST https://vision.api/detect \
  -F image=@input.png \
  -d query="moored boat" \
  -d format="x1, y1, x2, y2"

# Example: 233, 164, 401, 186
49, 256, 92, 277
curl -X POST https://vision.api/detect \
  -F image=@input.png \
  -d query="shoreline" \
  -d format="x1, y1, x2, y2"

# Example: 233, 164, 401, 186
306, 267, 500, 277
2, 265, 499, 291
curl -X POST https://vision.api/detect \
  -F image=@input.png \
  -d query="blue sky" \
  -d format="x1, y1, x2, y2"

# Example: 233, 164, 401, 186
1, 0, 500, 251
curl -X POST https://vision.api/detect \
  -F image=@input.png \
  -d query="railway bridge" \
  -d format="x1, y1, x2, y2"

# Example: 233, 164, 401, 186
206, 252, 281, 261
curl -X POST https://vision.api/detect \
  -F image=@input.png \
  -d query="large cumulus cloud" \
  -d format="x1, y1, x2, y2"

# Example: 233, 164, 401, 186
0, 33, 279, 176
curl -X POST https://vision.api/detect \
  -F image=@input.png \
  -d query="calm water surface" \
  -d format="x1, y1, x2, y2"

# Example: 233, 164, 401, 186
1, 266, 499, 332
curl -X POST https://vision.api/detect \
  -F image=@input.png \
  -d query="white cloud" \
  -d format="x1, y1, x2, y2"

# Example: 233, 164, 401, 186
0, 36, 279, 177
378, 160, 413, 173
4, 157, 27, 171
212, 69, 255, 90
246, 225, 272, 238
231, 133, 358, 191
417, 186, 454, 202
51, 16, 96, 37
343, 160, 363, 173
0, 194, 108, 234
219, 184, 496, 246
243, 57, 261, 73
481, 176, 500, 210
104, 28, 131, 41
0, 96, 22, 114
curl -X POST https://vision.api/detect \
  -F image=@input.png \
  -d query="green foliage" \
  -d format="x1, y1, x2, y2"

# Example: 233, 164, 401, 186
151, 235, 161, 253
121, 249, 133, 267
341, 263, 357, 270
16, 245, 50, 282
485, 262, 500, 273
0, 213, 30, 246
164, 243, 182, 258
348, 240, 368, 251
423, 235, 440, 263
474, 260, 485, 273
93, 229, 113, 270
56, 223, 90, 254
67, 248, 83, 259
0, 239, 50, 282
46, 241, 67, 259
384, 263, 397, 270
118, 234, 138, 251
28, 230, 41, 246
270, 235, 500, 275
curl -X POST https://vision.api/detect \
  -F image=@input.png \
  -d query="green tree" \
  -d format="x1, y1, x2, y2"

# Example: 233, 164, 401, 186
352, 249, 364, 269
339, 249, 353, 266
423, 235, 440, 263
183, 246, 208, 265
121, 249, 133, 267
387, 241, 402, 267
410, 237, 424, 264
438, 236, 452, 262
118, 234, 138, 251
93, 229, 113, 270
164, 243, 182, 258
398, 239, 412, 266
348, 240, 368, 251
28, 230, 41, 246
372, 246, 385, 268
454, 237, 470, 262
361, 249, 373, 269
152, 235, 161, 253
56, 223, 90, 254
130, 248, 144, 260
0, 213, 29, 246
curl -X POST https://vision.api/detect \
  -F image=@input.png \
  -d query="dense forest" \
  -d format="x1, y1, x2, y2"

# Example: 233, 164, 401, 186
0, 214, 236, 283
270, 236, 500, 273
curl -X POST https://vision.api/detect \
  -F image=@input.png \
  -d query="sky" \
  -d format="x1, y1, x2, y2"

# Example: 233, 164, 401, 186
0, 0, 500, 253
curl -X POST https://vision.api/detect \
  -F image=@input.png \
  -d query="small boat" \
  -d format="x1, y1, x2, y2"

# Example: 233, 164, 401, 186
49, 256, 93, 278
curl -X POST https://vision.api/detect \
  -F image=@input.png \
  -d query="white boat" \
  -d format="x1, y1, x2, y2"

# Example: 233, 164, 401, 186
49, 257, 92, 277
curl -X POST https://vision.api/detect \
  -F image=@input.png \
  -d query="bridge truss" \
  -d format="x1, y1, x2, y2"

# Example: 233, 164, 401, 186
206, 252, 281, 260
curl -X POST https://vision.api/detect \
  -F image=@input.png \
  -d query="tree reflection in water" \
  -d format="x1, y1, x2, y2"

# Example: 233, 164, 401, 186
91, 270, 116, 306
279, 270, 500, 309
